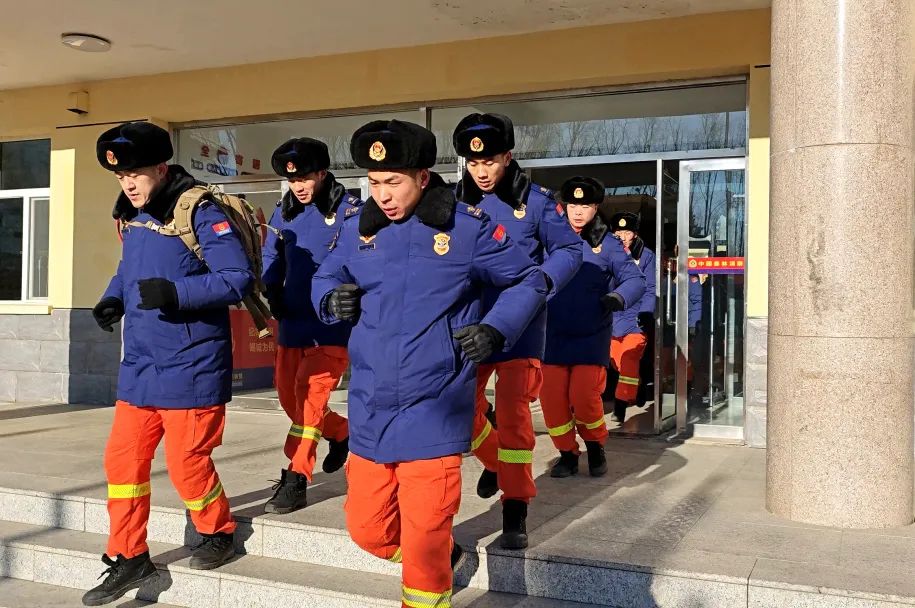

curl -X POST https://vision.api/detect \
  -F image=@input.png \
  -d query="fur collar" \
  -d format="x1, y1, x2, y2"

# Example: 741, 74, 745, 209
580, 213, 610, 249
455, 160, 531, 210
112, 164, 199, 223
280, 172, 347, 222
359, 172, 455, 237
628, 235, 646, 261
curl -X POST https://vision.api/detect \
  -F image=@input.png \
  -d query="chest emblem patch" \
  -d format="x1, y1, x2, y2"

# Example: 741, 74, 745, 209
513, 204, 527, 219
324, 213, 336, 226
592, 244, 602, 254
433, 232, 451, 256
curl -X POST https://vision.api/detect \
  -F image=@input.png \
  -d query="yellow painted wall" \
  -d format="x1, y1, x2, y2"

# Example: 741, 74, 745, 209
0, 8, 771, 311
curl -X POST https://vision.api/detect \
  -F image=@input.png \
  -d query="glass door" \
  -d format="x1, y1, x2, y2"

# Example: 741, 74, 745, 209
673, 159, 747, 437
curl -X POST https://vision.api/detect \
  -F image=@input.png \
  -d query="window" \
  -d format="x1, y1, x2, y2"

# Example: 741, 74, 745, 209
0, 140, 51, 301
176, 110, 425, 181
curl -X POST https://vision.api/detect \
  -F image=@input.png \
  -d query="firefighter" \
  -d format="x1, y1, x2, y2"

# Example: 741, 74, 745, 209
312, 119, 546, 608
261, 138, 360, 514
453, 113, 582, 549
541, 177, 645, 477
608, 211, 657, 423
83, 122, 253, 606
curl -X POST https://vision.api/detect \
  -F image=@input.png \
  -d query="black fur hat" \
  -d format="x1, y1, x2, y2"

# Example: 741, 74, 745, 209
350, 120, 436, 170
609, 211, 641, 232
560, 176, 605, 205
271, 138, 330, 178
96, 122, 173, 171
452, 113, 515, 158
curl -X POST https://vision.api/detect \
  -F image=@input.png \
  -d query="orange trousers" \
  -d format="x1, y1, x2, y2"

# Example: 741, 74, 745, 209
345, 453, 461, 608
274, 345, 349, 481
471, 359, 541, 502
104, 401, 235, 559
540, 364, 608, 452
610, 333, 648, 403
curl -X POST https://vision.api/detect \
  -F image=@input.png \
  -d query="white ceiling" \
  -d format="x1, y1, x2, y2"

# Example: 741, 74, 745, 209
0, 0, 769, 91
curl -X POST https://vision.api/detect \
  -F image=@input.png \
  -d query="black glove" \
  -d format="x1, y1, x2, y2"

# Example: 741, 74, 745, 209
637, 312, 654, 331
328, 284, 362, 322
454, 324, 505, 364
92, 297, 124, 332
265, 285, 286, 321
600, 292, 626, 314
137, 278, 179, 311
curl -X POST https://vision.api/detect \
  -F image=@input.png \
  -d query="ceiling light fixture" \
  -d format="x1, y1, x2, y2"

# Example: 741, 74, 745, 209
61, 33, 112, 53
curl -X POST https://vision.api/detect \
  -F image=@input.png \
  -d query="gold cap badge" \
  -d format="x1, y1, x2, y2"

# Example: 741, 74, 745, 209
619, 218, 627, 228
470, 137, 484, 153
433, 232, 451, 256
573, 187, 584, 200
106, 150, 118, 166
369, 141, 387, 162
286, 161, 297, 174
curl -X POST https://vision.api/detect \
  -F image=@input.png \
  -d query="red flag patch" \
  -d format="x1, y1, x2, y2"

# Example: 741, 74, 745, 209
555, 203, 565, 217
212, 221, 232, 236
493, 224, 507, 244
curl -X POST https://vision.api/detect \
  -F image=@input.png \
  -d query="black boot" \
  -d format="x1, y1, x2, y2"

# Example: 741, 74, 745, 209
476, 468, 498, 499
265, 468, 308, 514
611, 399, 628, 424
586, 441, 608, 477
322, 437, 349, 474
189, 532, 235, 570
549, 451, 579, 478
498, 499, 528, 550
451, 541, 466, 572
81, 552, 158, 606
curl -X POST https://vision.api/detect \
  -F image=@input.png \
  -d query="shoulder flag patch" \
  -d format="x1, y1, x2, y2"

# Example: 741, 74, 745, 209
493, 224, 507, 244
212, 221, 232, 236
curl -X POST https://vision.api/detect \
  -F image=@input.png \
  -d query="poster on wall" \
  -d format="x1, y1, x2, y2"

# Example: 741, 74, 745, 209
230, 309, 278, 391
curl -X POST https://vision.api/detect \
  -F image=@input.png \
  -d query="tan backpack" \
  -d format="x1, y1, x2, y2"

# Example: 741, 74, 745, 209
124, 184, 273, 338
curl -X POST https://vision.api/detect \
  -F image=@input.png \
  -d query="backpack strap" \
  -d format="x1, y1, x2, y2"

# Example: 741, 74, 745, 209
171, 186, 211, 261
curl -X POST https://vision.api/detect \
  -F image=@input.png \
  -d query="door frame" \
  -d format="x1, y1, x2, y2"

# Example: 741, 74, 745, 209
674, 157, 748, 438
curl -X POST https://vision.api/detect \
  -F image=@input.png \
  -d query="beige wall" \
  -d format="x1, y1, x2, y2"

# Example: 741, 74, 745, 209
0, 8, 771, 311
747, 65, 771, 318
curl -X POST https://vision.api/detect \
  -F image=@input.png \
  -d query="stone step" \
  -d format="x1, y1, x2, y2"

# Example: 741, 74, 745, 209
0, 577, 178, 607
0, 485, 753, 606
0, 520, 598, 608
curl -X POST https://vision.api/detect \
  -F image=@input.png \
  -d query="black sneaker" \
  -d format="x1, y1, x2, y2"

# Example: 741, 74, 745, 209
322, 437, 349, 474
498, 499, 528, 550
265, 468, 308, 514
476, 468, 498, 499
81, 552, 158, 606
549, 451, 579, 478
189, 533, 235, 570
585, 441, 608, 477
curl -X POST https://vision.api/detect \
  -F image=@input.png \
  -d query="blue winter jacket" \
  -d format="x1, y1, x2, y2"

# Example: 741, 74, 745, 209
102, 166, 254, 408
612, 237, 657, 338
455, 161, 582, 362
262, 174, 362, 348
545, 215, 646, 366
312, 175, 547, 464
